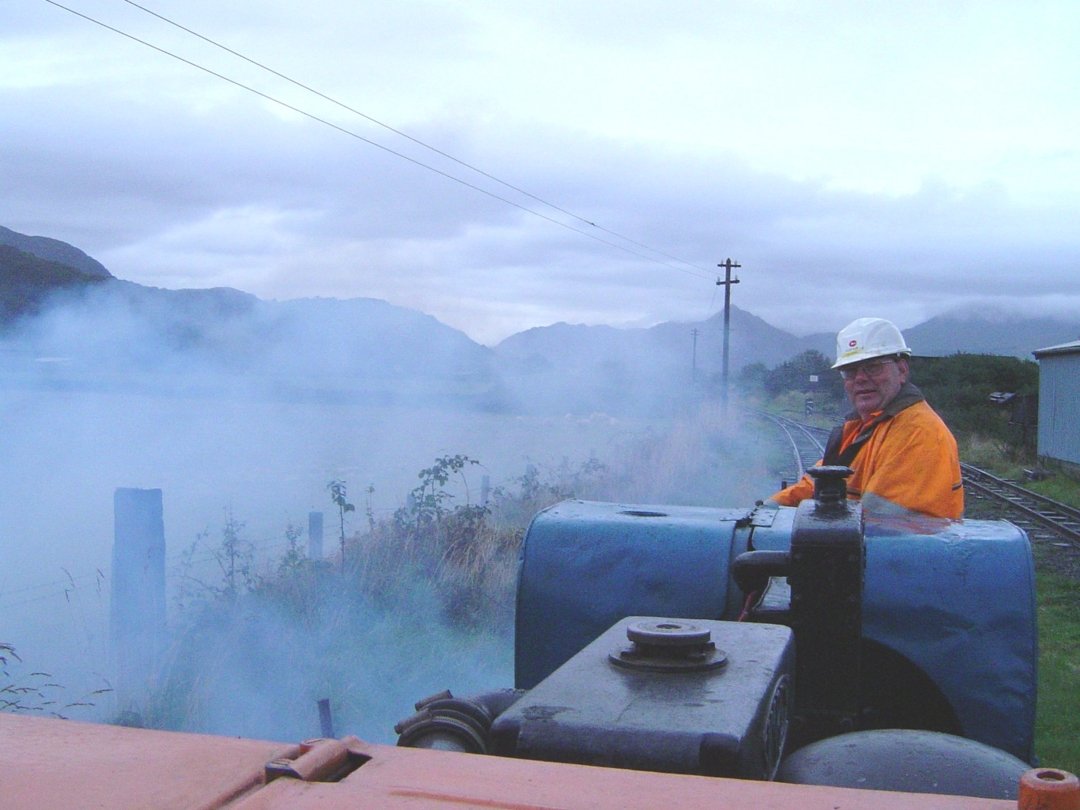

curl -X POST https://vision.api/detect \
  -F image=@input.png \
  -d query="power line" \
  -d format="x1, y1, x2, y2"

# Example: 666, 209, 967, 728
42, 0, 713, 281
120, 0, 712, 277
120, 4, 593, 231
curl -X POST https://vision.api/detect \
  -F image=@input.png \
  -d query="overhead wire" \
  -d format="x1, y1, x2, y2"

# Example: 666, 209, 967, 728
8, 3, 726, 624
42, 0, 713, 281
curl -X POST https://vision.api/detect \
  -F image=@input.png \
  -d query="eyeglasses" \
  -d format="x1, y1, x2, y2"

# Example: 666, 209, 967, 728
839, 358, 895, 380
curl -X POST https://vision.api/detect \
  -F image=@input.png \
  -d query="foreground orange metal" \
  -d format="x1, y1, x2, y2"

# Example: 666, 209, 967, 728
0, 713, 1034, 809
1019, 769, 1080, 810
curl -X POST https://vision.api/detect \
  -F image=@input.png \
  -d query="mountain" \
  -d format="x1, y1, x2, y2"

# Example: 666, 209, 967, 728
799, 310, 1080, 362
494, 308, 806, 413
0, 243, 111, 324
0, 227, 500, 408
0, 225, 112, 279
904, 309, 1080, 357
4, 225, 1077, 414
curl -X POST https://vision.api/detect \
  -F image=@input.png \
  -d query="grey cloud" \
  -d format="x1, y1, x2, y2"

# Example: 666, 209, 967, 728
4, 36, 1080, 343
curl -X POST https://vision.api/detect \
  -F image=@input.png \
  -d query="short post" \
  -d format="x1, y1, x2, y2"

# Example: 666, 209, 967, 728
308, 511, 324, 559
111, 488, 167, 705
318, 698, 335, 738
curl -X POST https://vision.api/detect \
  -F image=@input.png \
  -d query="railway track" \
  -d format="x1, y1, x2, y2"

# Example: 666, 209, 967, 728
756, 412, 828, 489
758, 411, 1080, 553
961, 463, 1080, 550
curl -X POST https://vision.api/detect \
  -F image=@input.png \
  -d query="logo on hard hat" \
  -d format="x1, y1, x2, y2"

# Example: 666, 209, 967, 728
848, 339, 858, 348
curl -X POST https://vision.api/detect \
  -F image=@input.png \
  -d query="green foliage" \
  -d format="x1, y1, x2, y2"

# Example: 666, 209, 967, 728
761, 350, 845, 416
277, 522, 307, 577
736, 361, 768, 396
1029, 476, 1080, 509
153, 452, 614, 734
761, 349, 1040, 459
912, 354, 1038, 455
402, 455, 479, 526
144, 454, 539, 734
0, 244, 108, 327
175, 511, 258, 609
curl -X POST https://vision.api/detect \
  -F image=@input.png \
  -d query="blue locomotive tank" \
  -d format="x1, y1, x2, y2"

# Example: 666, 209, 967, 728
514, 499, 1036, 763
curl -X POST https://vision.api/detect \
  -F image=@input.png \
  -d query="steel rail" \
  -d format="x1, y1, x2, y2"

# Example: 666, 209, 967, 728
771, 414, 828, 469
961, 463, 1080, 548
754, 411, 830, 488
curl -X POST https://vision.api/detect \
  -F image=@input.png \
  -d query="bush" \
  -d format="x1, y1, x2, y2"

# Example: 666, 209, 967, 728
912, 354, 1038, 457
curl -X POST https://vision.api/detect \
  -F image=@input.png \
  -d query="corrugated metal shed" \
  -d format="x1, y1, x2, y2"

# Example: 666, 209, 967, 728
1032, 339, 1080, 469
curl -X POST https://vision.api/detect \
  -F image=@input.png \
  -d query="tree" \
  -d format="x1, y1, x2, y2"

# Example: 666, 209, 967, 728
764, 350, 845, 404
911, 354, 1039, 454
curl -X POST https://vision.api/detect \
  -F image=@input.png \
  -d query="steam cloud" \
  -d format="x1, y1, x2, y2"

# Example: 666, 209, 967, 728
0, 287, 773, 742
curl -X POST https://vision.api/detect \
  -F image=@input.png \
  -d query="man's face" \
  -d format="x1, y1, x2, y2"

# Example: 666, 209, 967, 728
841, 356, 909, 419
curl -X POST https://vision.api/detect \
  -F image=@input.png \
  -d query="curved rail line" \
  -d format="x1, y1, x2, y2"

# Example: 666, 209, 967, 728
758, 411, 1080, 550
755, 412, 827, 488
961, 463, 1080, 549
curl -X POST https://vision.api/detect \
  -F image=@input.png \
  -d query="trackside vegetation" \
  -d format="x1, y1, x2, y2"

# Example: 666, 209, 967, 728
2, 349, 1075, 773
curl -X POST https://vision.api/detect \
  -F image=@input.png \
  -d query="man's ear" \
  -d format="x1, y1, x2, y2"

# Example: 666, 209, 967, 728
896, 357, 911, 382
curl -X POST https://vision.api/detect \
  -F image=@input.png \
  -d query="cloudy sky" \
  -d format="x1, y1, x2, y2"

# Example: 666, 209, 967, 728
4, 1, 1078, 345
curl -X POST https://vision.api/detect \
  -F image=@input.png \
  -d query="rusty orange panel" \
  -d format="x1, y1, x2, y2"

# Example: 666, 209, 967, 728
0, 714, 1021, 809
0, 713, 291, 809
235, 741, 1018, 810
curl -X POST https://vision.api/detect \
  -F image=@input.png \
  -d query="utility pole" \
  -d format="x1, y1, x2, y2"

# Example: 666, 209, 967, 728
691, 328, 699, 383
716, 258, 742, 411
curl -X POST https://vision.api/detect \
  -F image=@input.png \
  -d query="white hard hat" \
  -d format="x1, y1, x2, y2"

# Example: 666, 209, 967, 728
832, 317, 911, 369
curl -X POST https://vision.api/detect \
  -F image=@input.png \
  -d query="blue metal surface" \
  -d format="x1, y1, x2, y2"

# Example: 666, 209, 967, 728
860, 516, 1037, 762
494, 617, 795, 778
515, 501, 1037, 762
514, 500, 751, 689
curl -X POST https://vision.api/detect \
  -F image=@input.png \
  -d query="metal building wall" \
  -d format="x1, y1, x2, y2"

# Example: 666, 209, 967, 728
1034, 342, 1080, 468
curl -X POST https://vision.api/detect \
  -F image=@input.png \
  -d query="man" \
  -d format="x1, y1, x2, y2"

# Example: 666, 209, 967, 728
769, 317, 964, 520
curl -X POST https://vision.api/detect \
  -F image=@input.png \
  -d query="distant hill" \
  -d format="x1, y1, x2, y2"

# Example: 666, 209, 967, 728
0, 243, 110, 325
799, 311, 1079, 361
904, 309, 1080, 357
494, 308, 806, 413
0, 225, 112, 279
4, 224, 1077, 413
0, 226, 500, 407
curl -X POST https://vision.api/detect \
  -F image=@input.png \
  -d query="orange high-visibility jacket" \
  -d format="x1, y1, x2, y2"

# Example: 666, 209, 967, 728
771, 384, 964, 520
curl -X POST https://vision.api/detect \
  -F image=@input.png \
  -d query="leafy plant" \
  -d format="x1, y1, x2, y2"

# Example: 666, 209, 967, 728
327, 480, 355, 574
278, 521, 306, 576
174, 511, 258, 608
911, 354, 1039, 457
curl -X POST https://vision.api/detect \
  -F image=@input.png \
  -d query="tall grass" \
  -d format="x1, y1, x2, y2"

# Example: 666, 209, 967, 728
1033, 572, 1080, 773
136, 405, 770, 740
135, 450, 631, 739
1, 641, 111, 718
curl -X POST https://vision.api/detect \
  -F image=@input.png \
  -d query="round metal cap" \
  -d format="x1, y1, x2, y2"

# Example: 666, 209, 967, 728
626, 620, 712, 647
609, 620, 728, 672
